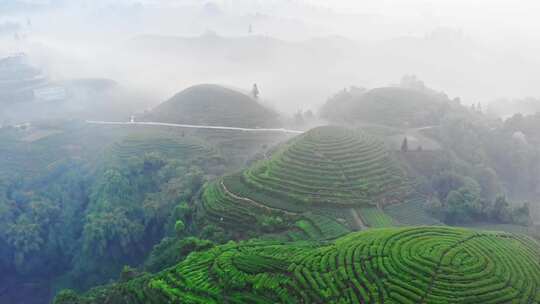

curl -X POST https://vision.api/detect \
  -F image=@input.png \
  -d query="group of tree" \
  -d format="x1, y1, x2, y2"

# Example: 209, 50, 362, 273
0, 147, 226, 295
424, 170, 530, 226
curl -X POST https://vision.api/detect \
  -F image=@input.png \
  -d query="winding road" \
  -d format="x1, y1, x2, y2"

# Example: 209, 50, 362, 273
86, 120, 304, 134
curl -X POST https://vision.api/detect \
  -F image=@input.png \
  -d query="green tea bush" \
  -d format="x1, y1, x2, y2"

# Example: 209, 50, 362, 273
57, 227, 540, 304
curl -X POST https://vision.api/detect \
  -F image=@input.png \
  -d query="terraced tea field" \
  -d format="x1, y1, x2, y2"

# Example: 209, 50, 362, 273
107, 133, 220, 166
200, 126, 412, 233
57, 226, 540, 304
358, 207, 395, 227
385, 196, 443, 226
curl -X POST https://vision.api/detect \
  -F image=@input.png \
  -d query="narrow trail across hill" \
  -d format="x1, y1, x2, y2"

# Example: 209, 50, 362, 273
350, 208, 367, 230
220, 180, 298, 216
86, 120, 304, 134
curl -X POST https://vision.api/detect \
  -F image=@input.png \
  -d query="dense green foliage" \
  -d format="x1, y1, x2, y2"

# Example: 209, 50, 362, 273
0, 125, 230, 302
142, 237, 214, 273
70, 134, 224, 289
54, 226, 540, 304
415, 110, 540, 203
143, 84, 280, 128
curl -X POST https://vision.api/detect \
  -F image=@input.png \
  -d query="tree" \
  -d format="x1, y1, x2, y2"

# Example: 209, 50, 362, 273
512, 203, 530, 225
444, 187, 481, 224
425, 196, 443, 218
175, 220, 185, 237
119, 265, 139, 282
6, 214, 44, 271
53, 290, 79, 304
401, 137, 409, 152
252, 83, 259, 99
489, 195, 512, 223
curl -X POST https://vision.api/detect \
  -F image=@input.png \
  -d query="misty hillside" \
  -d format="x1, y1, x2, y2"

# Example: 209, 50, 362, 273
143, 84, 280, 128
320, 86, 461, 127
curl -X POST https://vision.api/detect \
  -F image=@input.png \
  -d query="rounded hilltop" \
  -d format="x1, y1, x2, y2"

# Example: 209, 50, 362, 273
143, 84, 280, 128
200, 125, 411, 233
321, 86, 457, 128
54, 226, 540, 304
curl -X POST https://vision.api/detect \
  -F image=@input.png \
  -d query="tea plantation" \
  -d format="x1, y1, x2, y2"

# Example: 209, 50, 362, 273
106, 133, 221, 167
54, 226, 540, 304
199, 126, 412, 233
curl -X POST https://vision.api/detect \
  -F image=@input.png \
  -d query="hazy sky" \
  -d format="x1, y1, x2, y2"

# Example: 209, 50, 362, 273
2, 0, 540, 114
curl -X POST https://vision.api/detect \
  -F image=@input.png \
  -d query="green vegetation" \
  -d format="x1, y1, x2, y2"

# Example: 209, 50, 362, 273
290, 213, 351, 240
144, 84, 280, 128
54, 226, 540, 304
71, 134, 224, 290
0, 124, 229, 300
199, 125, 412, 234
358, 207, 395, 227
142, 237, 214, 273
385, 196, 444, 226
194, 128, 291, 168
4, 80, 540, 304
419, 111, 539, 204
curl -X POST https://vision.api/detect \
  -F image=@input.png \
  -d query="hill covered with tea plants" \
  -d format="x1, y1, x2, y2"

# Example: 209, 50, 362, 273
143, 84, 280, 128
54, 226, 540, 304
199, 126, 412, 238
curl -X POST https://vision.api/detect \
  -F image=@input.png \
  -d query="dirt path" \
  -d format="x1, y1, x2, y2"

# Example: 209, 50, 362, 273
220, 180, 298, 216
350, 208, 367, 230
87, 120, 304, 134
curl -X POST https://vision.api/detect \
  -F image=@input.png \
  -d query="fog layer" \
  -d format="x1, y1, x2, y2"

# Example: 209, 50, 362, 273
1, 0, 539, 115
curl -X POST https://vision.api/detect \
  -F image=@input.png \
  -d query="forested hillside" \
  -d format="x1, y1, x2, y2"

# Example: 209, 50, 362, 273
0, 124, 234, 302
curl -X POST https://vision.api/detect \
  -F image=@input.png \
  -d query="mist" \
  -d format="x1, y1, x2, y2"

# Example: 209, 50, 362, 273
1, 0, 540, 118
